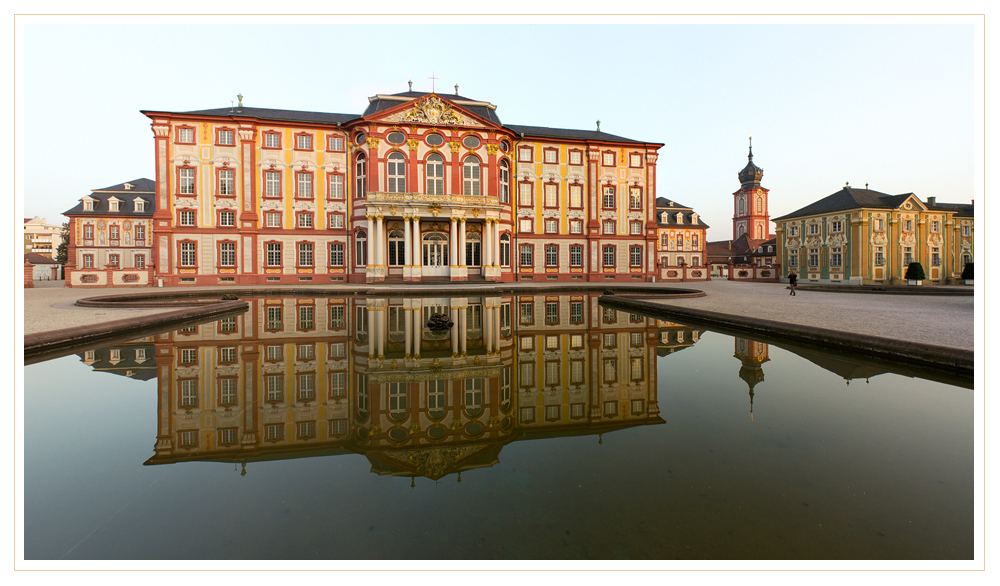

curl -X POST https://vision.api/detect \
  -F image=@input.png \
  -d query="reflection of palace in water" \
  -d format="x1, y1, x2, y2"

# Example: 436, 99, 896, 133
81, 294, 699, 481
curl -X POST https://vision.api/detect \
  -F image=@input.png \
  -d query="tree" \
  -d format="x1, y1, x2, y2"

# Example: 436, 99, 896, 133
56, 222, 69, 264
904, 262, 926, 281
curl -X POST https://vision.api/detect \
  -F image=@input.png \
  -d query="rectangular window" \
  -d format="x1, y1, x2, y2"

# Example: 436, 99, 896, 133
830, 247, 842, 267
219, 379, 237, 406
265, 171, 281, 198
330, 243, 345, 266
789, 226, 799, 236
570, 245, 582, 267
180, 348, 197, 364
180, 242, 196, 267
545, 219, 558, 234
265, 423, 284, 440
519, 218, 532, 233
630, 246, 642, 267
520, 336, 534, 351
904, 247, 913, 266
219, 242, 236, 267
264, 132, 281, 148
329, 305, 346, 329
519, 302, 534, 325
831, 220, 842, 232
602, 152, 615, 166
296, 173, 313, 199
328, 214, 344, 229
328, 136, 344, 151
518, 183, 533, 206
603, 245, 616, 267
521, 406, 536, 423
603, 359, 617, 382
808, 248, 819, 268
569, 184, 583, 208
297, 213, 313, 229
266, 344, 282, 360
298, 374, 315, 401
219, 347, 237, 363
217, 129, 234, 146
135, 224, 145, 241
603, 220, 615, 235
569, 150, 582, 165
629, 187, 642, 209
544, 183, 558, 207
298, 243, 314, 267
265, 212, 281, 228
809, 224, 819, 235
630, 357, 644, 380
266, 375, 284, 402
328, 175, 344, 200
179, 210, 196, 226
520, 245, 533, 267
876, 219, 884, 231
905, 220, 913, 231
266, 243, 282, 267
545, 363, 560, 387
788, 249, 799, 267
932, 247, 941, 266
519, 146, 533, 162
177, 127, 194, 143
329, 373, 346, 398
630, 221, 642, 235
84, 225, 94, 240
544, 245, 557, 267
545, 302, 559, 324
875, 246, 885, 266
602, 186, 615, 209
179, 168, 195, 195
83, 254, 94, 268
543, 148, 558, 164
296, 134, 313, 150
570, 220, 582, 234
932, 221, 940, 232
180, 379, 198, 407
219, 211, 235, 227
630, 153, 642, 168
135, 254, 145, 269
110, 225, 120, 241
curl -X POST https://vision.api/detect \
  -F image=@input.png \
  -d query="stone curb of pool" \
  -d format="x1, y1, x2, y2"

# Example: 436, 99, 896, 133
598, 295, 973, 377
22, 284, 705, 363
793, 284, 973, 296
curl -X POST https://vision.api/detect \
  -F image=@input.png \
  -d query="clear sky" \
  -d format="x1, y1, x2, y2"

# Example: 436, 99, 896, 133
17, 16, 978, 242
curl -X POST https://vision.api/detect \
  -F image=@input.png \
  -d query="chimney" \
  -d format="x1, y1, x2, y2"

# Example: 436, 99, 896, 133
927, 196, 936, 206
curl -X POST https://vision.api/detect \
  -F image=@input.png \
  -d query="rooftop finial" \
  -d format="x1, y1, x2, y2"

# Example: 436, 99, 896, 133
408, 79, 412, 91
428, 71, 439, 93
596, 119, 601, 132
455, 83, 459, 95
237, 93, 243, 108
748, 131, 753, 161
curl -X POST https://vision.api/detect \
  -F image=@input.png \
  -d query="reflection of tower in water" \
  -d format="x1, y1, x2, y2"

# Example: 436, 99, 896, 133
734, 337, 769, 420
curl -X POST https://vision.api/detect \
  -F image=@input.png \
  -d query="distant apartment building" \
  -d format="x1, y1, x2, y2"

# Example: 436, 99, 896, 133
23, 216, 64, 259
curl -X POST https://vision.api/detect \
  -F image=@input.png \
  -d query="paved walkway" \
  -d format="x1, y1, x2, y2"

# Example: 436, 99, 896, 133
20, 279, 975, 351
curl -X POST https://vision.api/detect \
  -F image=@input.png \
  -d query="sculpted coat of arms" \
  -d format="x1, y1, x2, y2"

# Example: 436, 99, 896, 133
386, 96, 480, 127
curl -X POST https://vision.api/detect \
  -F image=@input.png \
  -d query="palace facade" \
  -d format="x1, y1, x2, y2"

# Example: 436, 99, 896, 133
139, 90, 663, 286
63, 179, 156, 287
773, 186, 974, 285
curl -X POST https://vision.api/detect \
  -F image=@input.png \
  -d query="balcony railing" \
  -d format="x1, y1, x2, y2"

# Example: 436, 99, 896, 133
365, 191, 501, 208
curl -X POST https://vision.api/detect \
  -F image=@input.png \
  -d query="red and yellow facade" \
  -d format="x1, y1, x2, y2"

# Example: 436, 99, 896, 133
141, 91, 663, 286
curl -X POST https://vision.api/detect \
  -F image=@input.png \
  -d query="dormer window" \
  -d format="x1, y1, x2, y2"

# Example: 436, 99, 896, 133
676, 212, 683, 223
82, 198, 95, 212
134, 198, 146, 213
109, 198, 121, 212
660, 212, 668, 223
124, 183, 134, 190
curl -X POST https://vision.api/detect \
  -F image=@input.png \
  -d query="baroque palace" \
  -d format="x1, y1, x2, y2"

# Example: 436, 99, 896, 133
98, 89, 666, 287
773, 185, 974, 285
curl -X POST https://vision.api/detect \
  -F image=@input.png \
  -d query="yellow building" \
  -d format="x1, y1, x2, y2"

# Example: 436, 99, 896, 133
654, 197, 709, 281
774, 186, 973, 285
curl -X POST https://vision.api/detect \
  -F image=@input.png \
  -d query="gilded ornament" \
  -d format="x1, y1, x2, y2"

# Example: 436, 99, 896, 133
449, 141, 461, 153
407, 139, 419, 151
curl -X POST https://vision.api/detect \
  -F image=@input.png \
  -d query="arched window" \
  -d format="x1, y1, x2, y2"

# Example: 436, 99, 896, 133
676, 235, 684, 250
756, 225, 763, 239
757, 196, 763, 213
388, 229, 405, 266
500, 233, 511, 267
355, 153, 366, 198
738, 198, 744, 216
355, 230, 367, 266
388, 382, 408, 422
426, 153, 444, 195
465, 231, 482, 267
738, 224, 745, 236
386, 152, 406, 193
499, 160, 510, 203
463, 155, 481, 196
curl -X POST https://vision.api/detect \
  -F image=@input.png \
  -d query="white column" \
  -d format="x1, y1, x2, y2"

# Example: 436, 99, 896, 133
483, 220, 493, 268
450, 217, 458, 267
460, 308, 467, 355
404, 307, 412, 358
451, 306, 460, 355
484, 306, 492, 354
412, 216, 422, 269
365, 216, 374, 271
403, 215, 412, 268
375, 215, 385, 267
459, 218, 467, 268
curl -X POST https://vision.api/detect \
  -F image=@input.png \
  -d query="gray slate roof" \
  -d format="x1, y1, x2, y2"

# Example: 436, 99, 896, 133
362, 92, 504, 126
63, 178, 156, 216
773, 187, 920, 221
655, 197, 710, 228
505, 124, 651, 145
152, 106, 361, 126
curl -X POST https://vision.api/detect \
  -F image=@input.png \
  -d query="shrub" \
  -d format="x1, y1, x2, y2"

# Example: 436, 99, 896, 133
905, 262, 926, 281
962, 262, 973, 280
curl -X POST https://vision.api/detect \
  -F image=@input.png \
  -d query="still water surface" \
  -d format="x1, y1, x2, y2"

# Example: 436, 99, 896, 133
23, 293, 972, 560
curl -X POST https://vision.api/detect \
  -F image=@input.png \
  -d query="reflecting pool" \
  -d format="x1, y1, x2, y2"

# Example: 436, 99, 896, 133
23, 293, 972, 560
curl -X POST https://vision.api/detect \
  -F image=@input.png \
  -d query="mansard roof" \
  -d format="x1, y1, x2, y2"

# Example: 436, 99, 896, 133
363, 92, 503, 126
655, 198, 709, 228
773, 186, 924, 221
150, 106, 361, 126
63, 178, 156, 216
505, 123, 653, 145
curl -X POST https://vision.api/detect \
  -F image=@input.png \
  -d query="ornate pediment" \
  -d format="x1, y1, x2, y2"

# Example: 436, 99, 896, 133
382, 95, 485, 128
378, 443, 496, 480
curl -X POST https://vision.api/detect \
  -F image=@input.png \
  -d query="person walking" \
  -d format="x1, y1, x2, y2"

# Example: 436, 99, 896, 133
788, 271, 797, 296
